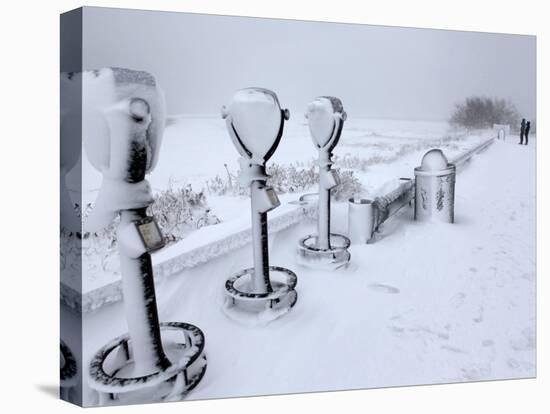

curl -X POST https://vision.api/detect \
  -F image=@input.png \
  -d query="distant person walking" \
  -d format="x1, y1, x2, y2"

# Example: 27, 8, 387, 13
519, 118, 526, 144
525, 121, 531, 145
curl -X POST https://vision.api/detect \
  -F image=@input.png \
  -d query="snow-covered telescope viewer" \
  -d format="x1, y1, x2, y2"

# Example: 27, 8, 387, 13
297, 96, 351, 269
221, 87, 298, 323
78, 67, 207, 404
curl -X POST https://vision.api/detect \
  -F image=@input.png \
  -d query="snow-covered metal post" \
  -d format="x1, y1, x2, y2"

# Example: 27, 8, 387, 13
221, 88, 298, 323
414, 149, 456, 223
83, 68, 206, 404
297, 97, 351, 269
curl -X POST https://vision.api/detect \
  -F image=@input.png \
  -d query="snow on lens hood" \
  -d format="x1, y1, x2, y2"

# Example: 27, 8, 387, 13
80, 67, 166, 177
222, 87, 288, 164
306, 96, 346, 151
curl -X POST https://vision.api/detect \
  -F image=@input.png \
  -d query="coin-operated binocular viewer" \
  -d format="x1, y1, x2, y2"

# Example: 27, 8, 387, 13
83, 68, 207, 405
297, 97, 351, 269
221, 88, 298, 323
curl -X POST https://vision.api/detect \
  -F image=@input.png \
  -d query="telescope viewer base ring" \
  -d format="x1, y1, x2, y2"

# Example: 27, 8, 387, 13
88, 322, 207, 405
223, 266, 298, 323
297, 233, 351, 270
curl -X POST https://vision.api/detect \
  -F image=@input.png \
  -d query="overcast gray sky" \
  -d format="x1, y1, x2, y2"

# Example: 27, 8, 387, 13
82, 7, 536, 121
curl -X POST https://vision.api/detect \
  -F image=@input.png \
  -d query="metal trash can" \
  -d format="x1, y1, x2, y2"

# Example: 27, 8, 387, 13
347, 198, 374, 244
414, 149, 456, 223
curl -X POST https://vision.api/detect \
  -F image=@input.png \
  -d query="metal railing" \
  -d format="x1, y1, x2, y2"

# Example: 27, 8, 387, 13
369, 137, 495, 234
451, 137, 495, 168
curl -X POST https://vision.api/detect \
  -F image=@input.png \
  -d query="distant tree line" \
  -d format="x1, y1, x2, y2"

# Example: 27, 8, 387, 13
450, 96, 520, 130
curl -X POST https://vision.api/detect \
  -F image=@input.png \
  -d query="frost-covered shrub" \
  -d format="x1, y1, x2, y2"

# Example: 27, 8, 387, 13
206, 162, 319, 196
267, 163, 318, 194
63, 185, 220, 276
334, 154, 384, 172
331, 169, 363, 201
149, 184, 221, 243
334, 135, 461, 172
206, 162, 362, 201
450, 96, 520, 130
78, 184, 219, 248
205, 164, 248, 196
59, 203, 119, 276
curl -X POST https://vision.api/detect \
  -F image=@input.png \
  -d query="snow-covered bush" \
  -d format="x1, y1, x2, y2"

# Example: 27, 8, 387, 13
334, 136, 461, 172
334, 154, 385, 172
267, 163, 318, 194
149, 184, 221, 243
206, 162, 362, 201
206, 162, 319, 196
60, 204, 119, 276
62, 185, 220, 276
206, 164, 248, 196
331, 169, 363, 201
76, 184, 219, 245
450, 96, 520, 130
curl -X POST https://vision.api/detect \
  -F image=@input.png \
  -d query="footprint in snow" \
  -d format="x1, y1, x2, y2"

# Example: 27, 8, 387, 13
520, 272, 535, 282
507, 358, 535, 373
461, 365, 491, 381
369, 283, 400, 294
510, 327, 535, 352
473, 306, 484, 323
450, 292, 466, 308
441, 344, 466, 354
390, 325, 405, 334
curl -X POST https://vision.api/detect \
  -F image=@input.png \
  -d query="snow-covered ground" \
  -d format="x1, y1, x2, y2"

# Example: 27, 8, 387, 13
76, 118, 536, 403
80, 117, 478, 205
70, 117, 490, 298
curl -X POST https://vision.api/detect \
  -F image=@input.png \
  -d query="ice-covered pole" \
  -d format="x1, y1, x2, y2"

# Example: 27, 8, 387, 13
221, 88, 289, 294
317, 150, 332, 249
306, 97, 346, 250
251, 172, 273, 293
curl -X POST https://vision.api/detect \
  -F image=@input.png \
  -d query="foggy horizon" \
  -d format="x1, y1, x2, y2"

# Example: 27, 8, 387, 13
82, 7, 536, 122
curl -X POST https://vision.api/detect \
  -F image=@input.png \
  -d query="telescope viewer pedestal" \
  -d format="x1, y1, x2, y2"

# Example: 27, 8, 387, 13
221, 87, 298, 324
